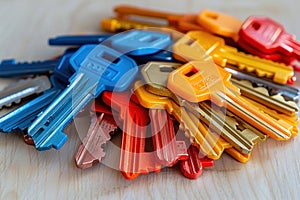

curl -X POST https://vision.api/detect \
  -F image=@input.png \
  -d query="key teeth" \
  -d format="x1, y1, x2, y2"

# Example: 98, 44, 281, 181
35, 131, 68, 151
75, 145, 104, 169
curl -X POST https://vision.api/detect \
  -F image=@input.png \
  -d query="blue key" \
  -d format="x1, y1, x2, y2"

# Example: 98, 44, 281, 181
28, 44, 138, 150
0, 46, 93, 132
105, 30, 172, 56
49, 34, 113, 46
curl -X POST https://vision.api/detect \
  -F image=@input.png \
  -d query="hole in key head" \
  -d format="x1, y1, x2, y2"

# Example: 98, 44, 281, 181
159, 65, 178, 72
138, 35, 158, 43
184, 66, 198, 77
252, 22, 261, 30
206, 13, 218, 20
102, 52, 120, 64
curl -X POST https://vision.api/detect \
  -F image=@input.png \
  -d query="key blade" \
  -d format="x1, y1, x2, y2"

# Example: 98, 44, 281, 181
0, 76, 51, 109
75, 113, 118, 169
48, 34, 113, 46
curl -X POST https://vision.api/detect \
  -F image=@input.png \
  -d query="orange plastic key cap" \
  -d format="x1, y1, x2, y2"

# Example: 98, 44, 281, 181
167, 61, 292, 140
197, 9, 243, 41
173, 31, 295, 84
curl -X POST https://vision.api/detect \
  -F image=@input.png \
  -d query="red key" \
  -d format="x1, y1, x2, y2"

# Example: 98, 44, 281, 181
149, 109, 188, 167
180, 145, 214, 179
102, 91, 161, 180
24, 134, 35, 145
238, 16, 300, 60
75, 103, 119, 169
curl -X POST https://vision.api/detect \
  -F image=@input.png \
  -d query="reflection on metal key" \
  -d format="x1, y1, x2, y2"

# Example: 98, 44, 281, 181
0, 76, 51, 109
173, 30, 294, 84
102, 91, 161, 180
167, 61, 292, 140
28, 44, 138, 150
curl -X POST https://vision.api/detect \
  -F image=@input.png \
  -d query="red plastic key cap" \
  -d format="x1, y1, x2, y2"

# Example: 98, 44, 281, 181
180, 145, 214, 179
150, 109, 188, 167
238, 16, 300, 59
102, 91, 161, 180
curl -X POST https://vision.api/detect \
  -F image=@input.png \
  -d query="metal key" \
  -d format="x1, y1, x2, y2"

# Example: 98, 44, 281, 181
238, 16, 300, 59
231, 78, 299, 116
75, 109, 119, 169
102, 91, 161, 180
167, 61, 293, 140
197, 9, 243, 41
0, 47, 89, 132
49, 34, 113, 46
173, 30, 295, 84
224, 67, 300, 102
28, 44, 138, 150
0, 76, 51, 109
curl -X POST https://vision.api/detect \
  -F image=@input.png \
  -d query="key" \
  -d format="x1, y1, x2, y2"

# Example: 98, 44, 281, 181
173, 30, 295, 84
140, 61, 267, 155
167, 60, 293, 140
75, 110, 119, 169
0, 47, 88, 132
224, 67, 300, 102
231, 78, 299, 116
23, 134, 34, 145
28, 44, 138, 151
104, 29, 171, 56
197, 9, 243, 41
48, 34, 113, 46
180, 145, 214, 179
102, 91, 161, 180
0, 76, 51, 109
113, 5, 205, 32
238, 16, 300, 58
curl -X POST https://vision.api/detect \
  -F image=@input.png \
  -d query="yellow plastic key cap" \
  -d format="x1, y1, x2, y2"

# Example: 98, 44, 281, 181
225, 148, 250, 163
197, 9, 243, 41
167, 61, 292, 140
173, 31, 294, 84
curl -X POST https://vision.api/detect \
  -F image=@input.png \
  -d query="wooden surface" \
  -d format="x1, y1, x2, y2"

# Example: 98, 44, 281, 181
0, 0, 300, 199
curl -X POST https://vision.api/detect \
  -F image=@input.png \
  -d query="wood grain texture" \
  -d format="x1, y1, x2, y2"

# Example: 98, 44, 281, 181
0, 0, 299, 199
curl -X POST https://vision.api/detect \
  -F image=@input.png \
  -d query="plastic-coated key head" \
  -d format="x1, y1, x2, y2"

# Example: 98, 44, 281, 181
238, 16, 300, 57
28, 44, 138, 151
197, 9, 243, 41
180, 145, 214, 179
49, 34, 113, 46
105, 29, 172, 56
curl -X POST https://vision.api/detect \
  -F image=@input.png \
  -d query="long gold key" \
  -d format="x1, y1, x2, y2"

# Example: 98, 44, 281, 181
173, 30, 294, 84
167, 61, 294, 140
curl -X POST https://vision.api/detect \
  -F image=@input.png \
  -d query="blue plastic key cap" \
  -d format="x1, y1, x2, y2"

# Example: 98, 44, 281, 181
106, 30, 172, 56
28, 44, 138, 150
0, 46, 94, 133
49, 34, 113, 46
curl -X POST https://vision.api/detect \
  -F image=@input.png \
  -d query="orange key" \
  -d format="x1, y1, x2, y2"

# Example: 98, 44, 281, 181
113, 5, 205, 32
167, 61, 293, 141
173, 31, 294, 84
197, 9, 243, 41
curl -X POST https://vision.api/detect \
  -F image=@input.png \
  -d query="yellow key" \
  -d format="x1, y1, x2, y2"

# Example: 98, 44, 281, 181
173, 31, 294, 84
197, 9, 243, 41
167, 61, 293, 140
141, 62, 266, 156
134, 80, 220, 159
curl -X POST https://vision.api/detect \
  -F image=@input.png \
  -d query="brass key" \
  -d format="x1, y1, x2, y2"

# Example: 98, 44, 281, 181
140, 62, 266, 155
173, 31, 294, 84
167, 61, 293, 140
231, 78, 299, 116
134, 80, 219, 159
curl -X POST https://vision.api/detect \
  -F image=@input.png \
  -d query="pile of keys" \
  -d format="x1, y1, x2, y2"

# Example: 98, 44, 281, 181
0, 5, 299, 180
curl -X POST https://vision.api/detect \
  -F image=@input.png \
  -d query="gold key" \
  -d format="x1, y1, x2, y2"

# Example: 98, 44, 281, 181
173, 30, 294, 84
231, 78, 299, 116
134, 80, 219, 159
140, 62, 265, 155
167, 61, 294, 140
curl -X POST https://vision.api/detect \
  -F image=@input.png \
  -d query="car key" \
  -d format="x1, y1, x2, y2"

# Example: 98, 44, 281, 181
48, 34, 113, 46
102, 91, 162, 180
167, 60, 293, 140
0, 76, 51, 109
28, 44, 138, 150
173, 30, 295, 84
